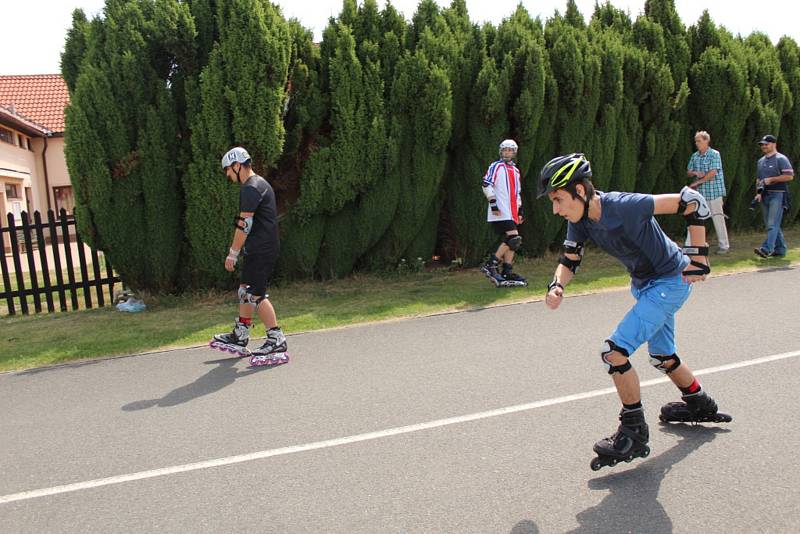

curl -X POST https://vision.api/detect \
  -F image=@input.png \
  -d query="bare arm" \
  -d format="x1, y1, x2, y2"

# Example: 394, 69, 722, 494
654, 191, 710, 283
225, 210, 254, 272
230, 211, 254, 252
764, 173, 794, 185
545, 253, 579, 310
653, 194, 689, 215
689, 169, 718, 189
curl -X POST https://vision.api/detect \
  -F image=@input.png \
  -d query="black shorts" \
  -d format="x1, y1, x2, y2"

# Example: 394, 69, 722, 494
490, 220, 518, 236
240, 252, 277, 295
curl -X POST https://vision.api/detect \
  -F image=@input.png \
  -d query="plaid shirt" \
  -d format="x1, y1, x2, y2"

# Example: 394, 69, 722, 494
687, 148, 726, 200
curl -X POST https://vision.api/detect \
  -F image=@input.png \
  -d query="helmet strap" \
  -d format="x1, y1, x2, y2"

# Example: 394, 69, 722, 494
581, 195, 591, 220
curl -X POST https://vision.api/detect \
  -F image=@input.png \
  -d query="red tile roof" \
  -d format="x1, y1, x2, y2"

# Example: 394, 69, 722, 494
0, 105, 51, 136
0, 75, 70, 133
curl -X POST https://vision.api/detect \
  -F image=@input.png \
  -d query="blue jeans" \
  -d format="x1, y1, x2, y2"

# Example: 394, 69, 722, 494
609, 276, 692, 357
760, 193, 787, 256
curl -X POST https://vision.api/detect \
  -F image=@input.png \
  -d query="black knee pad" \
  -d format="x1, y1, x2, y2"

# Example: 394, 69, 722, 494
649, 353, 681, 374
504, 234, 522, 251
600, 340, 632, 375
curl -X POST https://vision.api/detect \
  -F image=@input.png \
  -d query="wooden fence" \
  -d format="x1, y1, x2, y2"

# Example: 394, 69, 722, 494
1, 209, 121, 315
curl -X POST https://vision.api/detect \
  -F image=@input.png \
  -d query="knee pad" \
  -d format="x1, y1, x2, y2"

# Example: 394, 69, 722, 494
600, 340, 632, 375
504, 234, 522, 251
238, 286, 267, 307
649, 353, 681, 374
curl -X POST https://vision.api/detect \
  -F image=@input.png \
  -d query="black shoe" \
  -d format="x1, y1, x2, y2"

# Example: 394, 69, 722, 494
754, 247, 769, 258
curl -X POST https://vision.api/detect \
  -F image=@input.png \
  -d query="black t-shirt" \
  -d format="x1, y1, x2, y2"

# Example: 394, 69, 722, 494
239, 174, 279, 254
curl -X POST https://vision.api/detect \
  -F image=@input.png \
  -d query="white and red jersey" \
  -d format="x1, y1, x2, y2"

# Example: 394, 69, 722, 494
482, 159, 522, 223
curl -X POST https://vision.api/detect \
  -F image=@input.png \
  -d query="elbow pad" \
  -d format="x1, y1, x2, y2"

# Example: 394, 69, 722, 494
234, 215, 254, 234
559, 240, 584, 274
678, 186, 711, 226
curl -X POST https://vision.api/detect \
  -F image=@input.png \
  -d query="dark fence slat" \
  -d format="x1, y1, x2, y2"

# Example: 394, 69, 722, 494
90, 247, 104, 308
47, 210, 67, 312
0, 210, 123, 316
0, 275, 120, 300
0, 215, 16, 315
33, 211, 55, 312
21, 212, 42, 313
7, 213, 29, 315
105, 254, 116, 304
74, 227, 92, 310
59, 209, 79, 311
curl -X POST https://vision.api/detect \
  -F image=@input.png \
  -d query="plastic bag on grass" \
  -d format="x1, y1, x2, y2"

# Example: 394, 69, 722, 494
116, 298, 146, 313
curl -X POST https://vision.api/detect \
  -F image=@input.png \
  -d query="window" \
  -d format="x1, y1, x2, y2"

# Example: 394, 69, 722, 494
17, 133, 24, 147
27, 137, 32, 150
0, 127, 13, 145
5, 183, 20, 199
53, 186, 75, 217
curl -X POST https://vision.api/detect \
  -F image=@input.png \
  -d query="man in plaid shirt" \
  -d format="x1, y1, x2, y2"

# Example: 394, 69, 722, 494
687, 131, 729, 253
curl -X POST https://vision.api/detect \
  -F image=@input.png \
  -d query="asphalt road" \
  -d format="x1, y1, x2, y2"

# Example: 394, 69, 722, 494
2, 266, 799, 533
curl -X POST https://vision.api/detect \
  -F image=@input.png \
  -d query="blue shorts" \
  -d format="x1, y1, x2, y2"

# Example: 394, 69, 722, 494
609, 276, 692, 357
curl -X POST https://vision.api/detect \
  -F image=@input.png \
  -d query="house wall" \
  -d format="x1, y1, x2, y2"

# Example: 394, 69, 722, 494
1, 126, 35, 212
30, 135, 71, 215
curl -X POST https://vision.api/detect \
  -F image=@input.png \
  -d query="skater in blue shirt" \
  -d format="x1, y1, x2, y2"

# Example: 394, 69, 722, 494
538, 153, 731, 471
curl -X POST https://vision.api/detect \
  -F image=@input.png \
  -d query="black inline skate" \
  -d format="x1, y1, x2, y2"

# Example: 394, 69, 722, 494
590, 407, 651, 471
660, 390, 732, 424
500, 263, 528, 287
480, 256, 506, 288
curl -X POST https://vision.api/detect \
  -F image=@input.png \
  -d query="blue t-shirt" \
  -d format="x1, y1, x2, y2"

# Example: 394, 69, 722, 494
566, 191, 689, 289
757, 152, 794, 192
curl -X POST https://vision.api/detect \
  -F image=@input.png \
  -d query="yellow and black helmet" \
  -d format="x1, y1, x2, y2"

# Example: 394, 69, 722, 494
537, 153, 592, 198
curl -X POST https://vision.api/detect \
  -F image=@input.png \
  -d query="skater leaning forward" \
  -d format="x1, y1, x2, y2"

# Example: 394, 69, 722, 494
538, 153, 731, 471
480, 139, 528, 287
210, 147, 289, 367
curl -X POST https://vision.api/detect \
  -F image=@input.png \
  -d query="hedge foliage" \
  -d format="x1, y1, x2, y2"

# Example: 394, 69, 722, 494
63, 0, 800, 289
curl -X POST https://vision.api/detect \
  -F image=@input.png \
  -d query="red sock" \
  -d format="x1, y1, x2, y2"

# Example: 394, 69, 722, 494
238, 316, 252, 326
680, 379, 701, 395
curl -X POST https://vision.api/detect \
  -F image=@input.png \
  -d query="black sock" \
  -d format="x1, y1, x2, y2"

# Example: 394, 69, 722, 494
623, 401, 642, 411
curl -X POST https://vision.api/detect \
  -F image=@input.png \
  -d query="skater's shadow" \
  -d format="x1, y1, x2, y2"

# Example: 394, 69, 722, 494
121, 357, 268, 411
509, 519, 540, 533
568, 423, 731, 534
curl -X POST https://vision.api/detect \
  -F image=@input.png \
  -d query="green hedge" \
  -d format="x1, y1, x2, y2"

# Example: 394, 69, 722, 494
63, 0, 800, 289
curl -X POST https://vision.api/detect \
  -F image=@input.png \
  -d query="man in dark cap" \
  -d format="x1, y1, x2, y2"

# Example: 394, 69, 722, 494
753, 135, 794, 258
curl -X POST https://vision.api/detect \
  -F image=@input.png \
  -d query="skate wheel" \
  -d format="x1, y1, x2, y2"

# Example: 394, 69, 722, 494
590, 458, 603, 471
641, 446, 651, 458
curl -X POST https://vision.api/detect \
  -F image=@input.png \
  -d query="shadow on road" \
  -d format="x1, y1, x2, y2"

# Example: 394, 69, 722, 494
121, 356, 272, 410
567, 423, 731, 534
510, 519, 540, 533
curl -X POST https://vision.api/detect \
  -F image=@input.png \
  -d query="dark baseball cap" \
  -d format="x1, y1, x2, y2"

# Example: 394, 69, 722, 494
758, 134, 777, 145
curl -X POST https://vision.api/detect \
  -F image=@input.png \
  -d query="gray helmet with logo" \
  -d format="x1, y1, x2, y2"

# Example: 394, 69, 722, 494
221, 147, 252, 170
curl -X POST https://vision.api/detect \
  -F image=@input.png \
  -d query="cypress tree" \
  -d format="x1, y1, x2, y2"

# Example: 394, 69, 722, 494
61, 9, 89, 93
777, 37, 800, 223
184, 0, 290, 286
63, 0, 194, 290
369, 44, 452, 266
